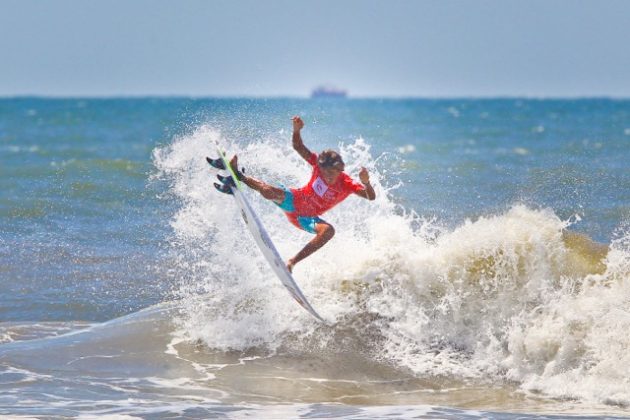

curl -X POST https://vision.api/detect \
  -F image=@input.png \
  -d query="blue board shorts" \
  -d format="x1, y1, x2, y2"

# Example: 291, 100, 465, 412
274, 186, 324, 234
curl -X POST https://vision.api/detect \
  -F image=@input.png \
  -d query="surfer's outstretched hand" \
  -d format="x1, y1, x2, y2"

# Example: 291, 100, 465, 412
359, 167, 370, 184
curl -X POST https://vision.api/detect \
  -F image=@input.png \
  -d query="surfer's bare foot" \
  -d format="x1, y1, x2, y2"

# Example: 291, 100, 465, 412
229, 155, 238, 173
287, 258, 296, 273
228, 155, 246, 181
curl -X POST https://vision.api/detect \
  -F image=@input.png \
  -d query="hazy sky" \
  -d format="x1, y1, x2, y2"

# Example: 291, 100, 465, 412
2, 0, 630, 97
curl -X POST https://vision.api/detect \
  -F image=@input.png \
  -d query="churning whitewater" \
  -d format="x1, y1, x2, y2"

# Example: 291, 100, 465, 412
152, 125, 630, 409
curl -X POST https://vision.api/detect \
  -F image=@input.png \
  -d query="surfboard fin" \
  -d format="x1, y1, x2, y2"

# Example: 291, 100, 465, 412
216, 174, 236, 187
206, 156, 226, 170
213, 182, 233, 195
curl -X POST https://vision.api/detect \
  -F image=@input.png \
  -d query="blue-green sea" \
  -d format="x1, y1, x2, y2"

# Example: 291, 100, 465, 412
1, 98, 629, 418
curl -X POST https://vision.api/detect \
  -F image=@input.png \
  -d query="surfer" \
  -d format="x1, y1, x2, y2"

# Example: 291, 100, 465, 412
228, 116, 376, 272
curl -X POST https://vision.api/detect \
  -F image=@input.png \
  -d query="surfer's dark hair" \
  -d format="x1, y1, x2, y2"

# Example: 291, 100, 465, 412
317, 149, 345, 170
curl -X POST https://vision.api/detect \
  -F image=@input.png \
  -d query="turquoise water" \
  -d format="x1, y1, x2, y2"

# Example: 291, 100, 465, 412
1, 98, 629, 417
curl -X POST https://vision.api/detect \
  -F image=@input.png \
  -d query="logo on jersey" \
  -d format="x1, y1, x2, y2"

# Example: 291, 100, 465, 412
312, 177, 328, 197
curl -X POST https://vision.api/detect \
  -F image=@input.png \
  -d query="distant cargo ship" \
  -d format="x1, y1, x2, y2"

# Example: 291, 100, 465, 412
311, 85, 347, 98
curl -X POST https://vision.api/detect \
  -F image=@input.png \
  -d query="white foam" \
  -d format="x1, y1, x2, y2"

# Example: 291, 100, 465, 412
154, 125, 630, 408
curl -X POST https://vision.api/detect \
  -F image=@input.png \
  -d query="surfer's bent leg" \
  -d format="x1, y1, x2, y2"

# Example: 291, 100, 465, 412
287, 221, 335, 272
230, 155, 285, 203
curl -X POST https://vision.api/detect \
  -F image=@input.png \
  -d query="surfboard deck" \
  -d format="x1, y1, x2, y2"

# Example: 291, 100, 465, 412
207, 143, 326, 323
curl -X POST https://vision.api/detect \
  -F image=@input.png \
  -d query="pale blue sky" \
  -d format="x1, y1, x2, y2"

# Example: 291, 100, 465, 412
2, 0, 630, 97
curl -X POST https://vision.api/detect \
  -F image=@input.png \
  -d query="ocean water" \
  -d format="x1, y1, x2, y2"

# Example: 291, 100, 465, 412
1, 97, 629, 418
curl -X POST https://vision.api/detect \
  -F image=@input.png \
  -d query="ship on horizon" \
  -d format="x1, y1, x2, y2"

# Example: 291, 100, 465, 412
311, 85, 347, 98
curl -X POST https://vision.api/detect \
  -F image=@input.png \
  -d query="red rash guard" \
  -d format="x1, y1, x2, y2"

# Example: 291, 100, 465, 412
290, 153, 365, 217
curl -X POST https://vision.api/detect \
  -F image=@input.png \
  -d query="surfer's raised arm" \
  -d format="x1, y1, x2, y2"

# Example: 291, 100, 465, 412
292, 116, 313, 162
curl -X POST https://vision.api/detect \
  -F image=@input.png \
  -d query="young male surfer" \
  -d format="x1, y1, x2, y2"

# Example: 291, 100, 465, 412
227, 116, 376, 272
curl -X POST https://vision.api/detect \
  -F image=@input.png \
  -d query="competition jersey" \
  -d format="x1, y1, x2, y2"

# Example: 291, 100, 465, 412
290, 153, 365, 217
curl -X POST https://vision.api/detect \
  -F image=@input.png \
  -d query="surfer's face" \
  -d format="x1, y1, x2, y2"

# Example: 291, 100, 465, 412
320, 166, 342, 184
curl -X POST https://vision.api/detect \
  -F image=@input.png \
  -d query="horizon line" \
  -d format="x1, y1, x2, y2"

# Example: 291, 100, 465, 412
2, 93, 630, 101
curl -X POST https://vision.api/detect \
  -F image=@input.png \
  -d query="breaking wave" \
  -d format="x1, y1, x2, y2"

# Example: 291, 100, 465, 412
152, 125, 630, 408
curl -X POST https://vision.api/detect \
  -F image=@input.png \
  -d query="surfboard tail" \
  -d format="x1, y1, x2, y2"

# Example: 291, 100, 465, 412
213, 142, 244, 191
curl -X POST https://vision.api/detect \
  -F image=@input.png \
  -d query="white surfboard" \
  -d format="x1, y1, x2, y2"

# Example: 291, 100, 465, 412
213, 142, 325, 323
